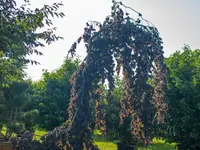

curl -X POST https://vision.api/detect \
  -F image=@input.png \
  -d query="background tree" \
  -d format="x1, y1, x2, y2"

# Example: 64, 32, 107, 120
0, 80, 30, 136
104, 76, 135, 147
25, 58, 79, 130
0, 0, 64, 137
165, 45, 200, 150
104, 77, 123, 141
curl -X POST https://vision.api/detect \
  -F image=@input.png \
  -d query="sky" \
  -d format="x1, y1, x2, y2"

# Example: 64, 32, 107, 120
16, 0, 200, 81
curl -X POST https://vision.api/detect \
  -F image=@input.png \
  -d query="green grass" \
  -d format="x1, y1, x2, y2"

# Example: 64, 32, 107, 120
93, 133, 117, 150
92, 130, 176, 150
33, 128, 47, 141
95, 140, 116, 150
1, 128, 177, 150
94, 139, 176, 150
138, 138, 176, 150
1, 126, 7, 135
0, 126, 17, 137
33, 129, 117, 150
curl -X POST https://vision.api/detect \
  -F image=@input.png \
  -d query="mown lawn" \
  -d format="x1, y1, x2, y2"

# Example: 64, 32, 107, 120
93, 131, 116, 150
93, 133, 176, 150
94, 139, 176, 150
138, 138, 176, 150
92, 130, 176, 150
1, 127, 176, 150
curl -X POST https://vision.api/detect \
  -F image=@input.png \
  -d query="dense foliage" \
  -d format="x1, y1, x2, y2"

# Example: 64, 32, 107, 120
165, 46, 200, 150
67, 1, 167, 149
2, 0, 199, 150
0, 0, 64, 138
0, 81, 29, 135
104, 77, 135, 145
0, 0, 64, 87
25, 58, 79, 130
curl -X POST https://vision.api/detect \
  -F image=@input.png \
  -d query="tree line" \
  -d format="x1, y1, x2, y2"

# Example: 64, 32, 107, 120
1, 45, 200, 149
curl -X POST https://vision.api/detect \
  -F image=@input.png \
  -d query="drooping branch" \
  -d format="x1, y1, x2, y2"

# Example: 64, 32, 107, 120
152, 56, 168, 124
67, 1, 167, 149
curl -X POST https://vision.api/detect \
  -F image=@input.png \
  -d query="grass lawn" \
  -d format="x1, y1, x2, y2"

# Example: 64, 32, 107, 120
94, 139, 176, 150
92, 130, 177, 150
93, 131, 117, 150
138, 138, 176, 150
95, 141, 116, 150
93, 133, 176, 150
1, 127, 177, 150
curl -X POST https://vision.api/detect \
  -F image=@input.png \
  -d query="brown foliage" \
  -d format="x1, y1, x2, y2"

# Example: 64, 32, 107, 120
67, 1, 167, 149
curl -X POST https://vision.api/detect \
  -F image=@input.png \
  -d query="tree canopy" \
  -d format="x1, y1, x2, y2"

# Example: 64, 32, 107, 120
66, 1, 167, 149
0, 0, 64, 87
2, 0, 200, 150
25, 58, 79, 130
0, 0, 64, 138
165, 45, 200, 150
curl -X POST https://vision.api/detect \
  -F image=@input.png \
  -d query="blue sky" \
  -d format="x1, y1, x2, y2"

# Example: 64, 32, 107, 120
16, 0, 200, 81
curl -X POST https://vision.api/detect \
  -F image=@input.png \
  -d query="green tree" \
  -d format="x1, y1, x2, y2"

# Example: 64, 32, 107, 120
165, 45, 200, 150
104, 77, 133, 143
0, 0, 64, 136
26, 58, 79, 130
0, 81, 30, 136
0, 0, 64, 87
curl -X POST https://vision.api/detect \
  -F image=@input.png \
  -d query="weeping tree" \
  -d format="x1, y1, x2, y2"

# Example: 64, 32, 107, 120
7, 1, 167, 150
8, 0, 167, 149
66, 1, 168, 149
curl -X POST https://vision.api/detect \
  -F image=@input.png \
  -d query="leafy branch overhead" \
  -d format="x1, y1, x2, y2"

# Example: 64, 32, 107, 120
67, 0, 167, 149
0, 0, 65, 86
0, 0, 64, 62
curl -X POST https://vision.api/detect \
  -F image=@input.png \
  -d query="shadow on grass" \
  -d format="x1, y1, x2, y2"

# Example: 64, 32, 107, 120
93, 133, 176, 150
139, 143, 176, 150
